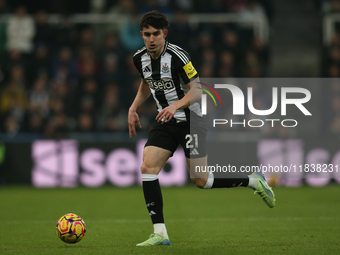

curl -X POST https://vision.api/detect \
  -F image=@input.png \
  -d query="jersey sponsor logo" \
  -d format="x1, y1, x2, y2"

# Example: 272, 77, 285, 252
146, 79, 175, 91
183, 61, 197, 79
161, 63, 170, 73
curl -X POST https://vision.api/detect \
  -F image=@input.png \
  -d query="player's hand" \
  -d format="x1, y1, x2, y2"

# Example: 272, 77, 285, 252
156, 104, 177, 124
128, 110, 142, 138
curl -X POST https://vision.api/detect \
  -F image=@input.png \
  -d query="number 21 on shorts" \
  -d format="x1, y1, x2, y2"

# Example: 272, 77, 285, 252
185, 134, 198, 149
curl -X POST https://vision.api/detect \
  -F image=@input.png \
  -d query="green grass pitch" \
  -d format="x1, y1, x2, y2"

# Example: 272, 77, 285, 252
0, 184, 339, 255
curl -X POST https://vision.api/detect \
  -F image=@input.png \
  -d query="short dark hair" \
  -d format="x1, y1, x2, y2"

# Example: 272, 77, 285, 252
139, 10, 169, 30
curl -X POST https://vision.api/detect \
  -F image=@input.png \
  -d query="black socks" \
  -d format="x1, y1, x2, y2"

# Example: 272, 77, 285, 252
212, 175, 249, 188
142, 178, 164, 224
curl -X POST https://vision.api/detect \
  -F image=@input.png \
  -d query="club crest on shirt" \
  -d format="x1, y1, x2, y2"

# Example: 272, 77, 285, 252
161, 63, 170, 73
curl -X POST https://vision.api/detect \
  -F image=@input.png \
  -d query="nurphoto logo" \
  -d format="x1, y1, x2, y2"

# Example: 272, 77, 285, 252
199, 83, 312, 128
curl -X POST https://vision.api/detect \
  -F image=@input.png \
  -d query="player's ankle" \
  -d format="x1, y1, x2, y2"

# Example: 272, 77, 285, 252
248, 175, 258, 189
154, 223, 168, 237
203, 172, 214, 189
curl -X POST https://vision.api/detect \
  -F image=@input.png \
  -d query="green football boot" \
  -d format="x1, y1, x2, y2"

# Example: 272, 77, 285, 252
136, 233, 170, 246
252, 171, 276, 208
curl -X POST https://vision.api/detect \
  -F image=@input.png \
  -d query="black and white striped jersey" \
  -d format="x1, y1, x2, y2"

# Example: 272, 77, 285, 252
133, 41, 202, 123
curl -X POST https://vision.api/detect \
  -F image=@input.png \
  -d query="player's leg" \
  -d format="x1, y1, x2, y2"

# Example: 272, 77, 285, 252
187, 156, 250, 189
184, 123, 252, 189
184, 125, 275, 207
186, 156, 209, 188
187, 156, 275, 207
137, 145, 172, 246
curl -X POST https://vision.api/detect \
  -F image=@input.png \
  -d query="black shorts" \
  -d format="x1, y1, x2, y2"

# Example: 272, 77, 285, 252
145, 117, 207, 159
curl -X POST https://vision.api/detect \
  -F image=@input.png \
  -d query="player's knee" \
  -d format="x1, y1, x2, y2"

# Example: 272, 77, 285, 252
141, 163, 150, 174
191, 178, 207, 189
141, 162, 158, 175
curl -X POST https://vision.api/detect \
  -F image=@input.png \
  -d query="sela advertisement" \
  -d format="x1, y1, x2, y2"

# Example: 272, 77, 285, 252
28, 138, 340, 188
30, 139, 187, 188
1, 137, 340, 188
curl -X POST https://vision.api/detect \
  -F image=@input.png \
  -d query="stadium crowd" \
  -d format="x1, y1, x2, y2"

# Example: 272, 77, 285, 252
0, 0, 272, 138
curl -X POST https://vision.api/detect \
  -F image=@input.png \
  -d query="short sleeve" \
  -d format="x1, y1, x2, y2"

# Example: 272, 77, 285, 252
133, 53, 144, 79
174, 48, 199, 84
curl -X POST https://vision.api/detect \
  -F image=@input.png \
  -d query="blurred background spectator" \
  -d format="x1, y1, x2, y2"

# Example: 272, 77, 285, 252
6, 6, 35, 54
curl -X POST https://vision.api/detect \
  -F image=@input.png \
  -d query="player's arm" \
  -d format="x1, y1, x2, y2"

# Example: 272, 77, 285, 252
155, 77, 201, 124
173, 77, 202, 109
128, 78, 151, 138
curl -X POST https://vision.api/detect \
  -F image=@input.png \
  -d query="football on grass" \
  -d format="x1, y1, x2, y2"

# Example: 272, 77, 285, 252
56, 213, 86, 243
